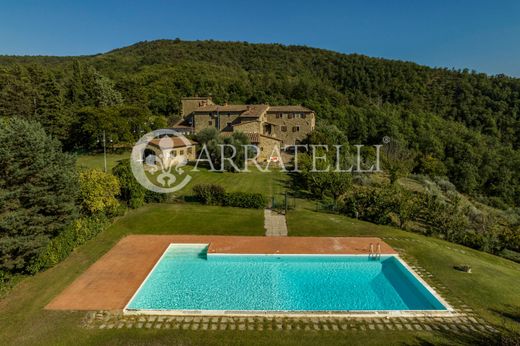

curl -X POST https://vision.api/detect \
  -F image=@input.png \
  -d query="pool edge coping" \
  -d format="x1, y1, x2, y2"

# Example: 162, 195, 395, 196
123, 242, 456, 318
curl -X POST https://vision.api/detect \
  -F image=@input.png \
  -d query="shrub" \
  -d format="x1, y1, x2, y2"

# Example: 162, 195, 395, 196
222, 192, 266, 209
192, 184, 226, 205
29, 215, 111, 272
342, 186, 396, 225
144, 190, 170, 203
79, 169, 120, 216
112, 159, 146, 208
0, 269, 14, 296
192, 184, 266, 208
434, 177, 457, 192
453, 264, 472, 273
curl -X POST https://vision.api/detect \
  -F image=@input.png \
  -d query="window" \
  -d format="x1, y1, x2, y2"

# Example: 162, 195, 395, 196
281, 125, 287, 132
292, 126, 300, 132
301, 114, 307, 119
276, 113, 282, 119
187, 147, 192, 154
208, 120, 212, 126
288, 113, 294, 119
170, 150, 177, 157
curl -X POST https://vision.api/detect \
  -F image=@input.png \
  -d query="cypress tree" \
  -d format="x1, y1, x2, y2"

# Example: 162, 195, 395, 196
0, 118, 78, 273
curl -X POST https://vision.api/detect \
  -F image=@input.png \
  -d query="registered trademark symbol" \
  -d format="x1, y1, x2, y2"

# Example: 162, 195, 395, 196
383, 136, 391, 144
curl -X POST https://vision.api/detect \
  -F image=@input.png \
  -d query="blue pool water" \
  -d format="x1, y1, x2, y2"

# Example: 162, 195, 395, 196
126, 244, 447, 311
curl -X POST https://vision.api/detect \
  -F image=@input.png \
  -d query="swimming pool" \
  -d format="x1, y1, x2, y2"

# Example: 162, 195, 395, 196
125, 244, 450, 314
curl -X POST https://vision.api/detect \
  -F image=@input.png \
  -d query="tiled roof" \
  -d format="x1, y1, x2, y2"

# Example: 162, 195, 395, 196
241, 104, 269, 117
193, 105, 248, 112
181, 96, 213, 100
258, 133, 282, 142
148, 136, 197, 149
266, 105, 313, 113
219, 131, 282, 143
191, 104, 313, 116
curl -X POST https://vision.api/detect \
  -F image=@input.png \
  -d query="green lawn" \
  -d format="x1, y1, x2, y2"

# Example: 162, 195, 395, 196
76, 152, 130, 172
178, 166, 289, 196
108, 203, 264, 236
1, 200, 519, 345
0, 204, 265, 345
287, 201, 520, 330
76, 153, 289, 197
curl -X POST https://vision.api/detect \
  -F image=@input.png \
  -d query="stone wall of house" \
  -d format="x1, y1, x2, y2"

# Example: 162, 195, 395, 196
256, 136, 281, 162
148, 145, 197, 168
192, 113, 242, 133
264, 112, 315, 145
188, 107, 316, 147
233, 121, 261, 133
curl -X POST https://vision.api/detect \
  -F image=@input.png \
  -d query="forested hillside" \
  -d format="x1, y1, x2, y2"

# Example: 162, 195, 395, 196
1, 39, 519, 207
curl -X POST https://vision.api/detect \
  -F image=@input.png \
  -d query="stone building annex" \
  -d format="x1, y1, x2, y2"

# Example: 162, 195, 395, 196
173, 97, 316, 161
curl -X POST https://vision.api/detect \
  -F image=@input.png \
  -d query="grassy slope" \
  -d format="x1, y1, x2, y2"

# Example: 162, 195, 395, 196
178, 166, 289, 196
76, 154, 289, 197
0, 202, 519, 344
288, 201, 520, 329
76, 152, 129, 172
0, 204, 264, 345
1, 165, 519, 345
0, 203, 448, 346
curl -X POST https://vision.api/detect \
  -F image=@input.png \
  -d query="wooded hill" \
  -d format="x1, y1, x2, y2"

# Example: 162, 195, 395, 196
1, 39, 519, 207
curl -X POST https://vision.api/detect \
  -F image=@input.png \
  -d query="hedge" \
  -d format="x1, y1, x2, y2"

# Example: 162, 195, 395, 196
192, 184, 226, 205
222, 192, 266, 209
29, 215, 111, 273
192, 184, 266, 209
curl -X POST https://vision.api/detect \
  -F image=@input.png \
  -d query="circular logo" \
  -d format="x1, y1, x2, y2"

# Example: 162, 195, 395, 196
131, 129, 193, 193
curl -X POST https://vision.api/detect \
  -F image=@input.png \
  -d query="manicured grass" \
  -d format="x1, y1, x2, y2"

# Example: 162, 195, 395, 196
0, 203, 264, 345
108, 203, 264, 236
76, 153, 288, 197
1, 200, 519, 345
179, 166, 289, 197
76, 152, 130, 172
287, 201, 520, 330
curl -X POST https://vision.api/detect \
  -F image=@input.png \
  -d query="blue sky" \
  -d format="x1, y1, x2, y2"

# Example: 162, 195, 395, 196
1, 0, 519, 76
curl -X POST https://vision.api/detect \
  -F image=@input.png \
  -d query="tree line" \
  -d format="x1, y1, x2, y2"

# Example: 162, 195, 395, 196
1, 40, 519, 207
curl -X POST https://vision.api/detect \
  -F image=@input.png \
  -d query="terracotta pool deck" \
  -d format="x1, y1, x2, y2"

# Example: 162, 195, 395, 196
46, 235, 396, 311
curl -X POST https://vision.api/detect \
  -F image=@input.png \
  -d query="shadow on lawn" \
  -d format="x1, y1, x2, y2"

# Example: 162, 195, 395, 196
490, 305, 520, 324
411, 328, 520, 346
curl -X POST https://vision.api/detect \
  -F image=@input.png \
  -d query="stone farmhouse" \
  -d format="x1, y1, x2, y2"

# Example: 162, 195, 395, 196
174, 97, 316, 161
147, 136, 198, 163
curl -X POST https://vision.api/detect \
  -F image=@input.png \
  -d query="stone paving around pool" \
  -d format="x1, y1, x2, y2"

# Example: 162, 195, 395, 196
83, 311, 496, 334
264, 209, 288, 236
81, 241, 497, 336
